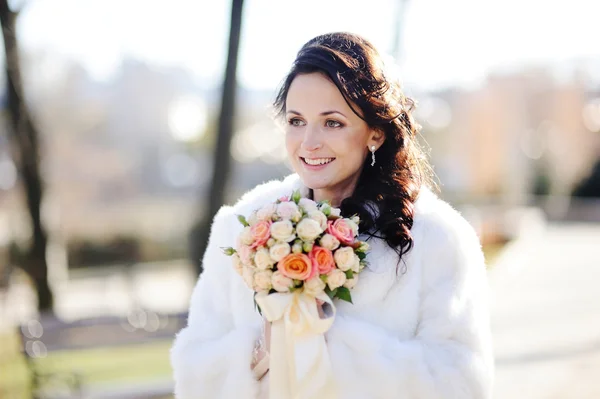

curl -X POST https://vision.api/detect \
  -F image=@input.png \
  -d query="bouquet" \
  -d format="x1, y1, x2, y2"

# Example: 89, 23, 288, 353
222, 190, 369, 305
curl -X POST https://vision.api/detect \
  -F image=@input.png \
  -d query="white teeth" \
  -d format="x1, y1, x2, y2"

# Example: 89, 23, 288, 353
304, 158, 334, 166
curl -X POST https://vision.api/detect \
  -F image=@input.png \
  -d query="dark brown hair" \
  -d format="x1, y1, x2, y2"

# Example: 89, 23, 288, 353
274, 32, 435, 270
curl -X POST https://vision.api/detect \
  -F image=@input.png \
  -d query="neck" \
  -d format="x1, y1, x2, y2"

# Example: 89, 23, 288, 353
310, 181, 357, 207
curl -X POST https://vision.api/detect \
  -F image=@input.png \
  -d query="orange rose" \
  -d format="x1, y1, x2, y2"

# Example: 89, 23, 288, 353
309, 245, 335, 275
277, 253, 313, 281
250, 220, 272, 249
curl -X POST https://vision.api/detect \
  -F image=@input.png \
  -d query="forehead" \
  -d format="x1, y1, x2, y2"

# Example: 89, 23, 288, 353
286, 73, 353, 114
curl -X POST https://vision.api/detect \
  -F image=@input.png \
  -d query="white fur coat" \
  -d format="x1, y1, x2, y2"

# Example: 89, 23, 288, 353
170, 174, 494, 399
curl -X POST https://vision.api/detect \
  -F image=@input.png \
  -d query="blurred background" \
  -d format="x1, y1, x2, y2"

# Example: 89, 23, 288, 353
0, 0, 599, 398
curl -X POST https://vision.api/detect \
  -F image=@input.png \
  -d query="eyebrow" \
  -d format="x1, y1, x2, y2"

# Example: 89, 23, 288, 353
287, 110, 347, 118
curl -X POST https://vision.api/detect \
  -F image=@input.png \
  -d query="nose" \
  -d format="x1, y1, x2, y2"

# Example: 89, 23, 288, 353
300, 125, 322, 152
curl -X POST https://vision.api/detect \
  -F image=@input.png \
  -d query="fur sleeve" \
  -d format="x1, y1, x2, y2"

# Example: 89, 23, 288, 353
170, 206, 261, 399
326, 210, 494, 399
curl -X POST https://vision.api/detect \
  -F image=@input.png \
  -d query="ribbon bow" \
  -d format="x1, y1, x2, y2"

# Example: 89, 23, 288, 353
255, 290, 338, 399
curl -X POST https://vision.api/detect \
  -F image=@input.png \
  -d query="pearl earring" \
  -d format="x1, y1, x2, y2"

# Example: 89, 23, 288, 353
370, 145, 376, 166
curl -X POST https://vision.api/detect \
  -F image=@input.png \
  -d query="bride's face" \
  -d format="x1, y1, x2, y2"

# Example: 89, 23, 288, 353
284, 73, 383, 199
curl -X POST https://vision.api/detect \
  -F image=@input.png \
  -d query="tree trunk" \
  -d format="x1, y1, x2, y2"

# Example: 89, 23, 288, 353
0, 0, 53, 312
190, 0, 245, 275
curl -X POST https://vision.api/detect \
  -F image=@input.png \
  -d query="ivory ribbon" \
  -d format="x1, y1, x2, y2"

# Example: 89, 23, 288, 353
255, 290, 338, 399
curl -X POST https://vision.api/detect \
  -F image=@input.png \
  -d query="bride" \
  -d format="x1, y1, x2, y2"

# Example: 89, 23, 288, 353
170, 32, 494, 398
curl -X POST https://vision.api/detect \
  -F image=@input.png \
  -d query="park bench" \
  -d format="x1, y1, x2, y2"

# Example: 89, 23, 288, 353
17, 311, 187, 399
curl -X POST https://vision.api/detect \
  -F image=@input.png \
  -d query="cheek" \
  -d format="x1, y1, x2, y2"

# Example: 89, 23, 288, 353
285, 133, 300, 155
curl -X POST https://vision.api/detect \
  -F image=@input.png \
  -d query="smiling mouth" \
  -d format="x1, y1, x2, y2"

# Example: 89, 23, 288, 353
301, 157, 335, 166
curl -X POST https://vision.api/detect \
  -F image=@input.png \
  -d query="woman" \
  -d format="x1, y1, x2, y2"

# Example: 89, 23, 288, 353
171, 32, 494, 398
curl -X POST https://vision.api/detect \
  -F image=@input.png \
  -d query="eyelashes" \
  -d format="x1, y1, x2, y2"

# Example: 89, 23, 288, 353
287, 118, 344, 129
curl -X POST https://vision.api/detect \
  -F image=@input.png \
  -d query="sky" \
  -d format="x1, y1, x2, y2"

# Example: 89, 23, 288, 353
14, 0, 600, 91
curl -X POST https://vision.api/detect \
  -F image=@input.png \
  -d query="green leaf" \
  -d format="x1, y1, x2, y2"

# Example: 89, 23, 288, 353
344, 270, 354, 279
335, 287, 353, 304
292, 190, 301, 204
237, 214, 249, 227
357, 251, 366, 260
325, 287, 338, 299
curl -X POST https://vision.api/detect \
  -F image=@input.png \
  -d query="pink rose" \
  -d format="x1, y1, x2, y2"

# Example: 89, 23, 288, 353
278, 253, 313, 281
326, 219, 355, 245
238, 245, 253, 265
309, 245, 335, 275
250, 220, 272, 249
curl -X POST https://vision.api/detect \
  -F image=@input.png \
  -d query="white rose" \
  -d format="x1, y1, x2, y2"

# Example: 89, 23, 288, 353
254, 247, 275, 270
351, 256, 361, 273
269, 242, 291, 262
308, 210, 328, 231
231, 253, 244, 275
239, 226, 254, 246
333, 247, 357, 271
303, 276, 326, 297
270, 220, 296, 242
296, 218, 323, 241
242, 266, 255, 290
271, 271, 293, 293
326, 269, 347, 290
319, 234, 340, 251
330, 207, 341, 217
254, 269, 273, 292
256, 203, 277, 221
247, 211, 258, 226
277, 202, 301, 221
299, 198, 318, 213
343, 274, 358, 289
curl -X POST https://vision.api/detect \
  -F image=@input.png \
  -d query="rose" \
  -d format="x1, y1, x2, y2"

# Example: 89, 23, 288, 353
347, 218, 359, 236
326, 269, 347, 290
343, 274, 358, 289
296, 218, 323, 241
238, 245, 254, 266
330, 207, 341, 217
270, 220, 296, 242
271, 271, 293, 293
254, 269, 273, 292
250, 220, 272, 249
303, 275, 326, 296
231, 253, 244, 275
327, 219, 355, 244
254, 247, 275, 270
309, 246, 335, 275
299, 198, 318, 213
247, 211, 258, 226
277, 201, 302, 221
333, 247, 358, 271
269, 242, 291, 262
278, 253, 313, 280
308, 210, 328, 231
256, 204, 277, 221
239, 226, 254, 246
351, 256, 361, 273
242, 266, 255, 290
278, 196, 290, 202
319, 234, 340, 251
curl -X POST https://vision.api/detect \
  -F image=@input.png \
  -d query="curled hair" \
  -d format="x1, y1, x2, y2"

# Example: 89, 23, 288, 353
274, 32, 436, 272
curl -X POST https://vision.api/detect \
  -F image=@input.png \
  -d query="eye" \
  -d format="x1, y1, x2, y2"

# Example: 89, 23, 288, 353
288, 118, 305, 127
325, 120, 342, 128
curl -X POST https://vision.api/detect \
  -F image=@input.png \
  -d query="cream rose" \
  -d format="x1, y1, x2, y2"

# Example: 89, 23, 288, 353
343, 274, 359, 289
351, 256, 361, 273
231, 253, 244, 275
271, 271, 293, 293
329, 207, 341, 217
303, 276, 326, 297
254, 247, 275, 270
269, 242, 291, 262
347, 218, 359, 236
239, 226, 254, 246
319, 234, 340, 251
242, 266, 255, 290
247, 211, 258, 226
270, 220, 296, 242
326, 269, 347, 290
277, 201, 301, 221
299, 198, 318, 213
333, 247, 358, 271
254, 269, 273, 292
296, 218, 323, 241
256, 203, 277, 221
308, 210, 328, 231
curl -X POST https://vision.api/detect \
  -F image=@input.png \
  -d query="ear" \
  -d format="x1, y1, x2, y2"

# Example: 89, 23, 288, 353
368, 128, 386, 150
